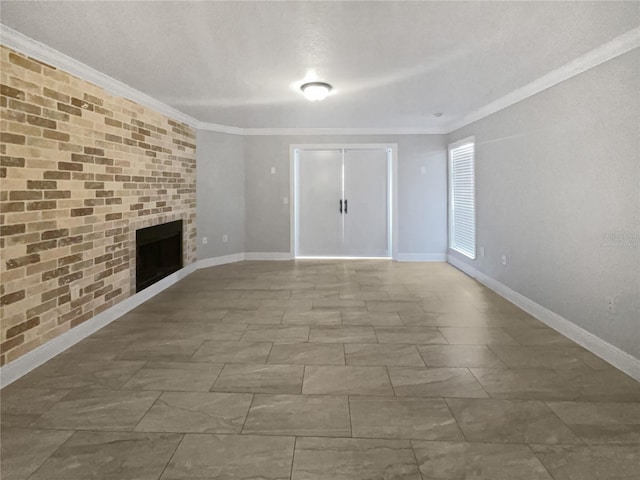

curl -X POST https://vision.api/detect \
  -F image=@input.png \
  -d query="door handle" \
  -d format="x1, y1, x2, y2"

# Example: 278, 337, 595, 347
344, 199, 348, 214
339, 199, 343, 214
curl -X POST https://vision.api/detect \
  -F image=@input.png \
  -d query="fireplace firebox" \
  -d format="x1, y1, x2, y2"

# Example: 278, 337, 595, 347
136, 220, 183, 292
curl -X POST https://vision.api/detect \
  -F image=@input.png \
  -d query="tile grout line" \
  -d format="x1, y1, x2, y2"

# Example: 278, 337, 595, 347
541, 400, 585, 445
527, 444, 558, 480
442, 397, 470, 443
207, 361, 226, 390
347, 395, 354, 438
156, 432, 187, 480
264, 342, 276, 364
209, 362, 229, 392
408, 437, 423, 477
289, 436, 298, 480
466, 367, 492, 398
301, 364, 307, 395
20, 428, 77, 480
131, 390, 164, 431
12, 422, 590, 445
384, 366, 397, 397
239, 393, 256, 435
416, 347, 429, 368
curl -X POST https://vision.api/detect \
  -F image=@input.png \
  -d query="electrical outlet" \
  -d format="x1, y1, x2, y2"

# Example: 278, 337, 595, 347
420, 166, 426, 175
501, 255, 507, 265
606, 296, 615, 314
202, 237, 208, 245
222, 234, 228, 243
270, 167, 276, 174
283, 197, 289, 205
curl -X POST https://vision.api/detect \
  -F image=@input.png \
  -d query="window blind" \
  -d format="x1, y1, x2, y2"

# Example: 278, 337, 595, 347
449, 141, 476, 259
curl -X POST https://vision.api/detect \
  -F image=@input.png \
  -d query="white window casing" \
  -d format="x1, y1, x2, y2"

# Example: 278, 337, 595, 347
448, 138, 476, 259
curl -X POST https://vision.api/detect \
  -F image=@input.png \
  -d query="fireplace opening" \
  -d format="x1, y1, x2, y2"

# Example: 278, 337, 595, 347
136, 220, 183, 292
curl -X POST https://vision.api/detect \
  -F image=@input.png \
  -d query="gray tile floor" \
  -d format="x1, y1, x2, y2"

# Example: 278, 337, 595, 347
1, 260, 639, 480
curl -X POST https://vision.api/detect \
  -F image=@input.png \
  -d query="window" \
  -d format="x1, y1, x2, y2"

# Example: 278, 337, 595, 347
448, 138, 476, 259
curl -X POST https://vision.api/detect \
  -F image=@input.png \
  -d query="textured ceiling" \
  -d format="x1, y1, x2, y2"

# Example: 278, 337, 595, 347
2, 1, 638, 130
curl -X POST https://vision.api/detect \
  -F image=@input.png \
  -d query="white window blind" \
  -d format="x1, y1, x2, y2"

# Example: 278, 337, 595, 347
449, 140, 476, 259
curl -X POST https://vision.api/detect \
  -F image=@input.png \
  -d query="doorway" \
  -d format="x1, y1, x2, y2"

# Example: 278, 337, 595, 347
290, 144, 398, 259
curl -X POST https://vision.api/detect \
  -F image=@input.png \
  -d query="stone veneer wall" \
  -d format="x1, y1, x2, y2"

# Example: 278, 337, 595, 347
0, 46, 197, 366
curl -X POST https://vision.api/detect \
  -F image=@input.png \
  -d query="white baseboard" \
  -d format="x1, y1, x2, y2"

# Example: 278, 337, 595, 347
445, 255, 483, 284
197, 252, 245, 268
244, 252, 294, 261
447, 255, 640, 381
396, 253, 447, 262
0, 263, 198, 388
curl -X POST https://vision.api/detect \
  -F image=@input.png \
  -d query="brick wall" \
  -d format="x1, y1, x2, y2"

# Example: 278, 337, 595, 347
0, 46, 197, 366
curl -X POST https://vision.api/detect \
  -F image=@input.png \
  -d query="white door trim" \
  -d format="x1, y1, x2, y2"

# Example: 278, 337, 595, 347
290, 143, 398, 260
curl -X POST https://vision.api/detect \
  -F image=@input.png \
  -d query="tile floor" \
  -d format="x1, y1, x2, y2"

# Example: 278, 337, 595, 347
1, 260, 639, 480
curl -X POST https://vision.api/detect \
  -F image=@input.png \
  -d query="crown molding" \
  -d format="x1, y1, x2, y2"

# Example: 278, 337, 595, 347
445, 26, 640, 134
0, 25, 200, 127
242, 127, 447, 136
193, 120, 245, 135
3, 23, 638, 138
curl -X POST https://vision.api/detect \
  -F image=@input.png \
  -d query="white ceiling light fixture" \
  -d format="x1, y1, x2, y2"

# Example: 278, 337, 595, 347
300, 82, 332, 102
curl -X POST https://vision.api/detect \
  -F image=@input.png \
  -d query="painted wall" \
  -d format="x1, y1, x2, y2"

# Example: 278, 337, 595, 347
448, 50, 640, 358
243, 134, 448, 256
196, 130, 245, 258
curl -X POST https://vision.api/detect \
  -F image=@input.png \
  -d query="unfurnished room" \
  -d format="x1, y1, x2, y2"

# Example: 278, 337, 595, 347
0, 1, 639, 479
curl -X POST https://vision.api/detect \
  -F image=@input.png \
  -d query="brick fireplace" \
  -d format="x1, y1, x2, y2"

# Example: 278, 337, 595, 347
0, 46, 197, 365
135, 220, 183, 292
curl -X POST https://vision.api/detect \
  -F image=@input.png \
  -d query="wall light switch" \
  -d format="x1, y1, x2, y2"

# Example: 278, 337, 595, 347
222, 234, 228, 243
270, 167, 276, 174
501, 255, 507, 265
480, 246, 485, 257
202, 237, 208, 245
283, 197, 289, 205
420, 166, 426, 175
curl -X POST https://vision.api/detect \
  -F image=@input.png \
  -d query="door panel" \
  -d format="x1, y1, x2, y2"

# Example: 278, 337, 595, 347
343, 149, 389, 256
298, 150, 343, 256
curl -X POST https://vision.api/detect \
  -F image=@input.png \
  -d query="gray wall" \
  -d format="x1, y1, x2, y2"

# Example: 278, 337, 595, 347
243, 134, 448, 255
448, 50, 640, 358
196, 130, 246, 258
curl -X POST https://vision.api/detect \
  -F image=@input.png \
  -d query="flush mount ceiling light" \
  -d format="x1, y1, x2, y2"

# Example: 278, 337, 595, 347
300, 82, 332, 101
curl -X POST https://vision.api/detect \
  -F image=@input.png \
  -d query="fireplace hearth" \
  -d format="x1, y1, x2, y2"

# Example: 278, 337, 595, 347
136, 220, 183, 292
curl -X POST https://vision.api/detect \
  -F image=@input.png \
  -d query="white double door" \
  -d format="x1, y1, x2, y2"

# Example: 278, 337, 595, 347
298, 148, 389, 257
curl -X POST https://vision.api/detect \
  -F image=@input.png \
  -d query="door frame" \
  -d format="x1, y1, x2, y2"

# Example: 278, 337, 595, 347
289, 143, 398, 260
